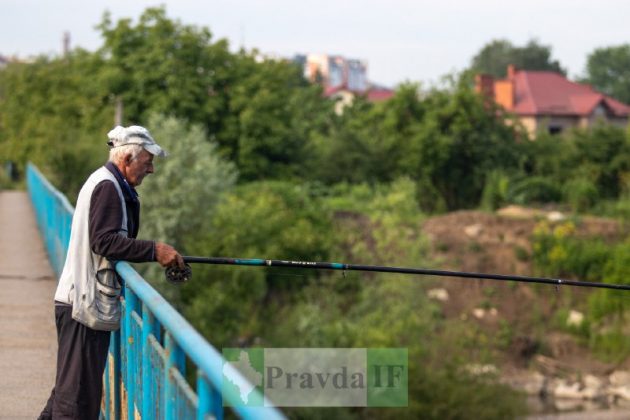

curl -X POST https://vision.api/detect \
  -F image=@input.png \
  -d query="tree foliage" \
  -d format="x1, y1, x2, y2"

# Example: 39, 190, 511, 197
584, 44, 630, 104
520, 124, 630, 207
403, 78, 524, 210
0, 51, 113, 198
470, 38, 566, 77
139, 114, 237, 251
97, 7, 234, 130
225, 55, 330, 180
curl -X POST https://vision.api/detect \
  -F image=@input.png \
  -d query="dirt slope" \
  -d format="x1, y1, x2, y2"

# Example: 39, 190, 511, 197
421, 206, 627, 375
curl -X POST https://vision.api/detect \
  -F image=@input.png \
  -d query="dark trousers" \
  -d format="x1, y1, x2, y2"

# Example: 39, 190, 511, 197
39, 305, 111, 420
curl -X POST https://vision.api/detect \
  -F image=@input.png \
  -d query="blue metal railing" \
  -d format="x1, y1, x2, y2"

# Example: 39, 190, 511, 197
26, 163, 284, 420
27, 163, 74, 276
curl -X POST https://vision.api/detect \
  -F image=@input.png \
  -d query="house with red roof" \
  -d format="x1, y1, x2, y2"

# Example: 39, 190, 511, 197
475, 65, 630, 138
294, 53, 394, 113
324, 84, 395, 114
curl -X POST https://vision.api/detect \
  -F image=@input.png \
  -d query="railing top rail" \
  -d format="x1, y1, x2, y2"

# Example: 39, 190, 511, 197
117, 263, 284, 420
27, 163, 75, 214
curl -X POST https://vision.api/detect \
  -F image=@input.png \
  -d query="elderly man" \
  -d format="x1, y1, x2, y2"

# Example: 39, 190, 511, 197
39, 125, 184, 420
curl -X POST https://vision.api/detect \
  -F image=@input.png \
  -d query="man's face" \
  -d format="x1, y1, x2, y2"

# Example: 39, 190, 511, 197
125, 149, 154, 187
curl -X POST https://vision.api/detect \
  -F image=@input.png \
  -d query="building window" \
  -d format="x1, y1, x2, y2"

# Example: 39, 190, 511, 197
548, 125, 563, 135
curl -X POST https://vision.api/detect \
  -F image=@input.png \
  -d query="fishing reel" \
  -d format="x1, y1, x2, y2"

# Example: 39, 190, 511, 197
165, 263, 192, 284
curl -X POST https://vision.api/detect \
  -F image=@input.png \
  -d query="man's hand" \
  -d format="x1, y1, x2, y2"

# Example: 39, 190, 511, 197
155, 242, 185, 268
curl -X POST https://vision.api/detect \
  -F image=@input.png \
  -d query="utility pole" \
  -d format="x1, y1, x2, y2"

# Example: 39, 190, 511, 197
63, 32, 71, 57
115, 97, 124, 126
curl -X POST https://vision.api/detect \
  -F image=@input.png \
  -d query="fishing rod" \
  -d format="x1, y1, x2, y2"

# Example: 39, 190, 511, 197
164, 256, 630, 291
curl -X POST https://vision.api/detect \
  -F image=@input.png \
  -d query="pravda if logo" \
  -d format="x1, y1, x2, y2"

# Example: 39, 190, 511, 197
222, 348, 407, 407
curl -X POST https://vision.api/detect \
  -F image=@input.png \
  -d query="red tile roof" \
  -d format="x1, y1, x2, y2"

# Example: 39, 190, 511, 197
323, 85, 395, 102
512, 70, 630, 117
324, 85, 346, 96
366, 88, 395, 102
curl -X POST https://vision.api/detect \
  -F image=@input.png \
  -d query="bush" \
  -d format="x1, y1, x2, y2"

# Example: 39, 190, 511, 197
532, 221, 611, 281
589, 329, 630, 363
592, 198, 630, 220
179, 181, 334, 345
588, 242, 630, 321
587, 242, 630, 361
564, 178, 599, 212
140, 114, 237, 249
324, 178, 428, 266
508, 176, 562, 205
266, 276, 526, 419
480, 170, 510, 211
0, 163, 16, 190
137, 114, 237, 300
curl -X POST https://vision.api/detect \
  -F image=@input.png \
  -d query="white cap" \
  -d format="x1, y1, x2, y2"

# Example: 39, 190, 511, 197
107, 125, 167, 157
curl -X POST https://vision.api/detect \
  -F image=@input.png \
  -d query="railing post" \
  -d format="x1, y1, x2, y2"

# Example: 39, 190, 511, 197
142, 304, 155, 419
197, 371, 223, 420
165, 332, 185, 420
125, 289, 138, 420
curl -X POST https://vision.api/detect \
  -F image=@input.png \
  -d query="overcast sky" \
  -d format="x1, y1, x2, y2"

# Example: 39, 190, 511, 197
2, 0, 630, 87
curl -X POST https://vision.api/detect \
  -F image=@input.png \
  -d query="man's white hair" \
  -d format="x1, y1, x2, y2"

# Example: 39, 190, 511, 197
109, 144, 144, 164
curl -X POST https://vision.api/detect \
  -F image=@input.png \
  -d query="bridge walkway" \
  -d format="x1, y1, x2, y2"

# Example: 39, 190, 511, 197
0, 190, 57, 419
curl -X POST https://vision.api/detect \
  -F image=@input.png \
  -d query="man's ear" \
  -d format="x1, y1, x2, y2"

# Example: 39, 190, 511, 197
124, 154, 132, 166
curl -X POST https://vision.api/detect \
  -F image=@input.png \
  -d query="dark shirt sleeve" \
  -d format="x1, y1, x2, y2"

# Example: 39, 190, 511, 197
89, 180, 155, 262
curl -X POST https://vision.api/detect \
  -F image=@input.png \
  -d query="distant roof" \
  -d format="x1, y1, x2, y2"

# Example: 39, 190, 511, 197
324, 85, 347, 96
366, 88, 394, 102
512, 70, 630, 117
324, 85, 394, 102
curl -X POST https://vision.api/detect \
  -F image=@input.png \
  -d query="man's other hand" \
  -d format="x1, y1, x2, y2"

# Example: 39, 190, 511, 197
155, 242, 185, 268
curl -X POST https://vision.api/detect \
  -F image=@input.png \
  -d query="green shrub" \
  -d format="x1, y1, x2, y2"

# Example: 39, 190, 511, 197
137, 114, 237, 303
552, 307, 590, 339
587, 243, 630, 361
480, 170, 510, 211
593, 198, 630, 220
532, 221, 610, 281
0, 164, 15, 190
513, 246, 530, 262
564, 178, 599, 212
588, 242, 630, 321
508, 176, 562, 205
589, 329, 630, 363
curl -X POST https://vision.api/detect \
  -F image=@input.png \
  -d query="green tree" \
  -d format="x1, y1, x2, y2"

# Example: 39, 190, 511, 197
180, 181, 334, 345
403, 78, 524, 210
0, 50, 113, 198
136, 114, 237, 299
225, 54, 329, 180
306, 84, 424, 185
471, 38, 566, 77
139, 114, 237, 251
584, 44, 630, 104
307, 98, 389, 184
569, 124, 630, 199
519, 131, 573, 179
97, 7, 234, 135
98, 8, 332, 181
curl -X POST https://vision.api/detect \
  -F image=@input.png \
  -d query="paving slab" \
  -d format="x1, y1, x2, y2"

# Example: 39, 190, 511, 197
0, 191, 57, 419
